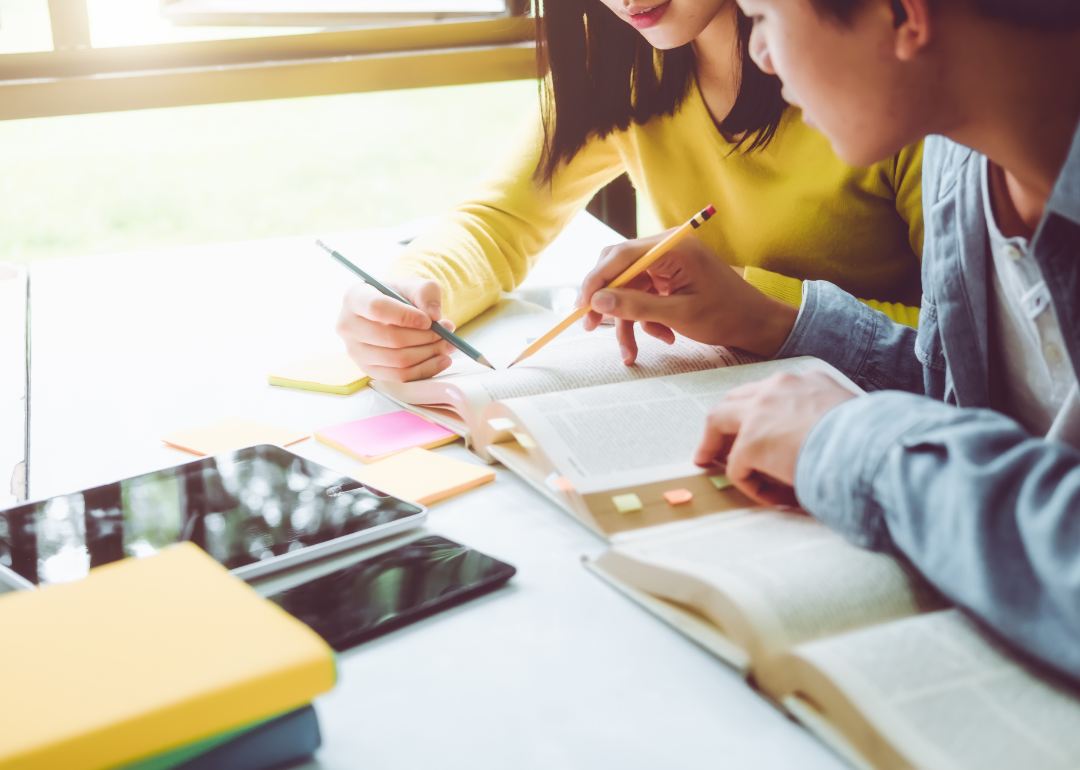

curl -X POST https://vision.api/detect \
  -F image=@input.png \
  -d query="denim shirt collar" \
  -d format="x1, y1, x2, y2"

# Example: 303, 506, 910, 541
1045, 116, 1080, 227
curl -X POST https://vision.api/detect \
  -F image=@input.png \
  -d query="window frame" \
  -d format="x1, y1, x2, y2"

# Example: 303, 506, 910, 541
0, 1, 535, 120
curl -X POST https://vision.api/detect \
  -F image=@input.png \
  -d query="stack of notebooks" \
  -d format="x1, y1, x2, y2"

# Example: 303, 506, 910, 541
0, 543, 337, 770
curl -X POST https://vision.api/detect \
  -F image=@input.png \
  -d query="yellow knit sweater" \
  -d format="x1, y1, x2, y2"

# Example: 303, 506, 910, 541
388, 80, 924, 329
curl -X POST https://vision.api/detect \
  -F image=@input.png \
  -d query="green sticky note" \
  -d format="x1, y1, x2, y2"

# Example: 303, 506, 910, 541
612, 493, 643, 513
710, 475, 734, 490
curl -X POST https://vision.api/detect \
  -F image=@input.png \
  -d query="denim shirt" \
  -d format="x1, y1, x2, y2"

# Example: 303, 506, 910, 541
776, 124, 1080, 684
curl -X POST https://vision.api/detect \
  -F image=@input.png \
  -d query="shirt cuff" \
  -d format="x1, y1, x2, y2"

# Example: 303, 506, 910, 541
794, 390, 947, 551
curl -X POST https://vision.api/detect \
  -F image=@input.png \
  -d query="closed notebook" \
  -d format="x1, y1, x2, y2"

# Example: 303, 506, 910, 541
124, 705, 321, 770
315, 410, 458, 463
268, 352, 370, 396
0, 543, 336, 770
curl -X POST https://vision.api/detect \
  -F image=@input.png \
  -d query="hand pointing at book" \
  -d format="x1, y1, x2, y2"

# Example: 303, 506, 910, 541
337, 278, 457, 382
693, 371, 856, 506
576, 232, 799, 364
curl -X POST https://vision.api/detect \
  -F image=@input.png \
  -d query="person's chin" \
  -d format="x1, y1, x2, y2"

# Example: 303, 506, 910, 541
829, 136, 903, 169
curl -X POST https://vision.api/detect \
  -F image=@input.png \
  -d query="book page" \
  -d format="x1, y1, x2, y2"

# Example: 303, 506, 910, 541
441, 327, 757, 402
500, 356, 845, 493
373, 325, 755, 442
786, 610, 1080, 770
602, 510, 944, 664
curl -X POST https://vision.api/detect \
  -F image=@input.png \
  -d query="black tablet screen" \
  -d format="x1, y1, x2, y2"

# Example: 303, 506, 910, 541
0, 445, 423, 585
269, 534, 516, 651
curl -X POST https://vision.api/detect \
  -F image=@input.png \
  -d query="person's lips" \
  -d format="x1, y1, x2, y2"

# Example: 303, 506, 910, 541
625, 1, 670, 29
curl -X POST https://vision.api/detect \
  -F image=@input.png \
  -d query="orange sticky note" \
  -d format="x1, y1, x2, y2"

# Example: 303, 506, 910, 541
553, 476, 574, 493
162, 417, 308, 456
348, 447, 495, 505
663, 489, 694, 506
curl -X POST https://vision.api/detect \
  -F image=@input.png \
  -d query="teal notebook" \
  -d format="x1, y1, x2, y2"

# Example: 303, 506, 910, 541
121, 705, 321, 770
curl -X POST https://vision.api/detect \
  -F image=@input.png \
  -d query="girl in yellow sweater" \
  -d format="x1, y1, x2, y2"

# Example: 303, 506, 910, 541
336, 0, 923, 382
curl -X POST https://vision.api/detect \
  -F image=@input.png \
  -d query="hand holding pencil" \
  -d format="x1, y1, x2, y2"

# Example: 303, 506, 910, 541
512, 204, 801, 366
510, 205, 716, 366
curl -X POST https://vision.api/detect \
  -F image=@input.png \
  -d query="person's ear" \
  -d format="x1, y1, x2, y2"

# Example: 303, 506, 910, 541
894, 0, 931, 60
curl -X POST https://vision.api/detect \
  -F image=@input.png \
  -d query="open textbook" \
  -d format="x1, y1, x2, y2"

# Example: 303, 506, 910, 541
374, 303, 860, 537
585, 510, 1080, 770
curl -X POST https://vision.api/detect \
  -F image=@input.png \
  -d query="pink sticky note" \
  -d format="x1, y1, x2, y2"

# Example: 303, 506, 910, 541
315, 411, 457, 463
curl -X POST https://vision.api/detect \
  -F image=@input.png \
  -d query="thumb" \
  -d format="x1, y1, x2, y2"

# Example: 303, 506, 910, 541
590, 288, 683, 326
396, 278, 444, 322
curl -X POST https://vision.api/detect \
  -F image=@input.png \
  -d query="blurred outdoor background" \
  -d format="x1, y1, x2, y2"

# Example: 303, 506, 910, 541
0, 0, 660, 265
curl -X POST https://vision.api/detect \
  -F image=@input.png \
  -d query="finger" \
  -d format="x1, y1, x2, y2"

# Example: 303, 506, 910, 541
351, 339, 454, 370
576, 233, 669, 309
397, 278, 445, 322
694, 406, 743, 467
350, 289, 434, 331
615, 319, 638, 365
724, 441, 776, 507
583, 308, 605, 332
340, 313, 444, 349
641, 321, 675, 344
361, 355, 453, 383
590, 287, 685, 327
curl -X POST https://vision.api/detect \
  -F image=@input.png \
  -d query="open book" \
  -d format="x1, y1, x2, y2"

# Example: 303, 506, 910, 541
586, 510, 1080, 770
374, 310, 857, 537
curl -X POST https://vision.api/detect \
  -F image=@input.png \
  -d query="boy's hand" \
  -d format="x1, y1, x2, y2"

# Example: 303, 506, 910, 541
336, 278, 457, 382
575, 231, 799, 364
694, 371, 856, 506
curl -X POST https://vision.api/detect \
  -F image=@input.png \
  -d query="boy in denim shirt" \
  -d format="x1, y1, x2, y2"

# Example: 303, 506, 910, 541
578, 1, 1080, 683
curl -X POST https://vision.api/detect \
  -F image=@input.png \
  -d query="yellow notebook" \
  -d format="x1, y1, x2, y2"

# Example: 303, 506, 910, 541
268, 352, 370, 395
0, 543, 336, 770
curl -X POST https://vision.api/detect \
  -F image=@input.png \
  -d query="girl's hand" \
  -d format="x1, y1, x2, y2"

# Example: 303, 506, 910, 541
575, 231, 798, 364
336, 278, 457, 382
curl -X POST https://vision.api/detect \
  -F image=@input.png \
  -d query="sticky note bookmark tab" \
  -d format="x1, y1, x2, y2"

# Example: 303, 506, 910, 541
511, 432, 537, 449
710, 475, 734, 490
487, 417, 516, 432
268, 352, 370, 395
663, 489, 693, 506
612, 493, 643, 514
315, 411, 457, 463
348, 447, 495, 506
162, 417, 308, 457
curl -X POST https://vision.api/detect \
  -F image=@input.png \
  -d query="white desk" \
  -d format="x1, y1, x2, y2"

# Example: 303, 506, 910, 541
27, 214, 846, 770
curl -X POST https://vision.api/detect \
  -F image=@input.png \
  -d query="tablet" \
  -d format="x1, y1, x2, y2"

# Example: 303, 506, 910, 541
0, 445, 426, 589
268, 534, 516, 651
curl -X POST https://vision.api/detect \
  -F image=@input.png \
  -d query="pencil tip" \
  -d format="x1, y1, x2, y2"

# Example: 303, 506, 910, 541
477, 355, 496, 370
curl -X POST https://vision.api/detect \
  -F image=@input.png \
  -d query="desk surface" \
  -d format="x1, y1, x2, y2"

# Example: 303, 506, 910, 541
27, 214, 846, 770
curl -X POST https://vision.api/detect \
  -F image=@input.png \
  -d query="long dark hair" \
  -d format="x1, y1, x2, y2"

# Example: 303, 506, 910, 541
534, 1, 787, 183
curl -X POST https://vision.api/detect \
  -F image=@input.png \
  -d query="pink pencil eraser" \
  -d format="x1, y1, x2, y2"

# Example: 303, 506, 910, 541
315, 410, 456, 462
704, 204, 716, 217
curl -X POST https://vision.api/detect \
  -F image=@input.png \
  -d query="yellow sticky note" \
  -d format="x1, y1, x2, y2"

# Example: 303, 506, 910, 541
162, 417, 308, 456
268, 352, 370, 395
612, 493, 643, 514
710, 475, 734, 490
348, 447, 495, 506
511, 431, 537, 449
487, 417, 516, 432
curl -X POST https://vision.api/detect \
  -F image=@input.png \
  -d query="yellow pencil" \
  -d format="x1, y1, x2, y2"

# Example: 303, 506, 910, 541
508, 204, 716, 367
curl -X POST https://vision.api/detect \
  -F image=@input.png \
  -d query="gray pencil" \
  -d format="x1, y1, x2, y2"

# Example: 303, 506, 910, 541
317, 239, 494, 370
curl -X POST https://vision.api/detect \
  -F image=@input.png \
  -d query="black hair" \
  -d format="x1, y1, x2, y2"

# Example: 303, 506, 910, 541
534, 1, 787, 184
810, 0, 1080, 28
